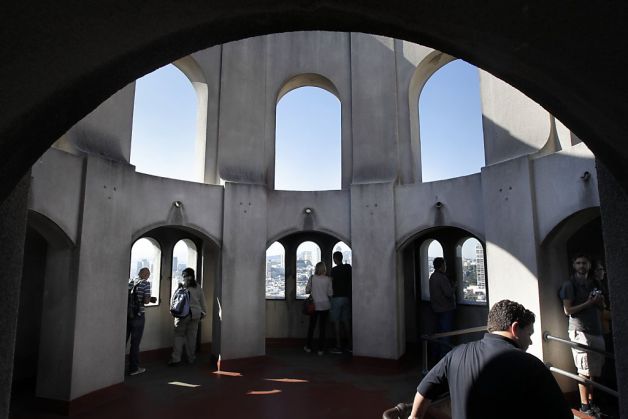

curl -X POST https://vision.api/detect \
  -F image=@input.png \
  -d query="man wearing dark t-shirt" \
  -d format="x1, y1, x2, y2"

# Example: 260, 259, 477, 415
329, 251, 352, 354
560, 253, 606, 417
408, 300, 571, 419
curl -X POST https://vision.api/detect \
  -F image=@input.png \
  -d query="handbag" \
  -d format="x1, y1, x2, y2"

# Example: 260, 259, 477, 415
302, 296, 315, 316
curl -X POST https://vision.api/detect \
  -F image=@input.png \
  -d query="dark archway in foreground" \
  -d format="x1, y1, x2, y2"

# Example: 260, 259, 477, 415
1, 2, 628, 201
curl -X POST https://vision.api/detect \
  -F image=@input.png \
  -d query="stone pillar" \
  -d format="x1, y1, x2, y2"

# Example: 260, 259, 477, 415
596, 159, 628, 417
351, 182, 403, 359
481, 157, 543, 359
0, 174, 29, 419
218, 183, 267, 360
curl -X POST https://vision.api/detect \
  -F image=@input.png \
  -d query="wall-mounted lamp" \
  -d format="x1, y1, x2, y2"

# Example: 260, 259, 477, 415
580, 171, 591, 181
173, 200, 183, 208
435, 201, 443, 209
304, 207, 313, 214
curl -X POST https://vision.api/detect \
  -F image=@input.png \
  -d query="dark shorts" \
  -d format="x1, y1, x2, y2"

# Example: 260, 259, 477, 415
330, 297, 351, 323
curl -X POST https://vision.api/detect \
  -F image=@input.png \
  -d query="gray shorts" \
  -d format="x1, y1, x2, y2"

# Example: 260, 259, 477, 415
330, 297, 351, 323
569, 330, 605, 377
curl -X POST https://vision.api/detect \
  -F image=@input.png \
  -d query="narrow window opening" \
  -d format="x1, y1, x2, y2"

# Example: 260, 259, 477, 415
172, 239, 198, 297
296, 241, 322, 299
456, 238, 487, 304
130, 238, 161, 306
420, 239, 443, 301
266, 242, 286, 299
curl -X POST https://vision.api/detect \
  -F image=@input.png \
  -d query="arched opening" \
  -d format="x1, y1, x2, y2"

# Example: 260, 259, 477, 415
400, 226, 488, 367
13, 212, 75, 402
172, 239, 198, 297
455, 237, 487, 304
539, 208, 616, 401
296, 241, 322, 299
332, 241, 352, 266
419, 239, 443, 301
418, 60, 484, 182
130, 64, 200, 182
130, 237, 162, 306
275, 86, 341, 191
265, 231, 346, 345
266, 242, 286, 300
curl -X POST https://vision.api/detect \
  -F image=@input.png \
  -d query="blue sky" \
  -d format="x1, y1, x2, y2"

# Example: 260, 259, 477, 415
130, 58, 485, 257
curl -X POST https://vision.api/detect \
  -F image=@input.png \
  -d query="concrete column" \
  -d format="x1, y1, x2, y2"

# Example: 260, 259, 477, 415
69, 156, 133, 399
218, 183, 267, 360
596, 159, 628, 417
0, 174, 29, 419
481, 157, 543, 359
350, 34, 398, 183
351, 182, 403, 359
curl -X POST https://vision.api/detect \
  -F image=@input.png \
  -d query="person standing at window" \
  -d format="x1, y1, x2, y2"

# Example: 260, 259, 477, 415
127, 267, 154, 375
329, 251, 352, 354
304, 262, 333, 355
169, 267, 207, 365
429, 257, 456, 358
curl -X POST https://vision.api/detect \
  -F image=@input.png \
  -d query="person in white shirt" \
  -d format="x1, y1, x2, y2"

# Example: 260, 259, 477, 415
304, 262, 333, 355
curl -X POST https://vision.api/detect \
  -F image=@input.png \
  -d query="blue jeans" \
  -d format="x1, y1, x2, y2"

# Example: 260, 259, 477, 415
433, 310, 455, 360
126, 314, 145, 372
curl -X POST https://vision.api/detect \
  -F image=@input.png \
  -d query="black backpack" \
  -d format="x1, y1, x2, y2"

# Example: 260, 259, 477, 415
128, 281, 140, 319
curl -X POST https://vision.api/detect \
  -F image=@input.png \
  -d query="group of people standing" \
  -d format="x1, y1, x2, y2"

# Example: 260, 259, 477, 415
304, 251, 352, 355
418, 253, 613, 418
126, 267, 207, 376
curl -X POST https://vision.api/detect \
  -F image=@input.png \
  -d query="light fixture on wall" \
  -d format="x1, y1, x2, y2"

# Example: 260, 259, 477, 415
304, 207, 313, 214
173, 200, 183, 208
580, 171, 591, 181
435, 201, 443, 209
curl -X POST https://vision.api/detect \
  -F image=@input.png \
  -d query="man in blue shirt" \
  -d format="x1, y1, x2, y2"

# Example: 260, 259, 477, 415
409, 299, 571, 419
127, 267, 154, 376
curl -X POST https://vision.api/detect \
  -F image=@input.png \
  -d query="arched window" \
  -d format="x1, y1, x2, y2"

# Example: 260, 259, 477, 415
419, 60, 484, 182
172, 239, 198, 297
130, 64, 199, 182
275, 86, 341, 191
419, 239, 443, 301
266, 242, 286, 299
130, 238, 161, 306
296, 241, 322, 299
456, 237, 487, 304
332, 241, 352, 266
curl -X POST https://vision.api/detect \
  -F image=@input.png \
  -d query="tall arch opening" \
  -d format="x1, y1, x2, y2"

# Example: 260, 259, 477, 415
275, 85, 341, 191
455, 237, 487, 304
418, 60, 484, 182
130, 64, 201, 182
296, 241, 322, 299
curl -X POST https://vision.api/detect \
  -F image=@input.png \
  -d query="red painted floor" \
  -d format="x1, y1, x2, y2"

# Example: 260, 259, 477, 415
11, 346, 422, 419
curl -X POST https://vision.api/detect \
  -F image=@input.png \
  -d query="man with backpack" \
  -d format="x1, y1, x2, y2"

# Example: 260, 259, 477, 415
127, 267, 154, 376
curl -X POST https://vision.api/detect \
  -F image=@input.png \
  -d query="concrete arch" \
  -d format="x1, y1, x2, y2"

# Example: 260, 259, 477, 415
27, 210, 75, 249
408, 51, 457, 182
267, 227, 350, 249
397, 223, 485, 251
132, 222, 221, 250
276, 73, 339, 102
2, 3, 628, 202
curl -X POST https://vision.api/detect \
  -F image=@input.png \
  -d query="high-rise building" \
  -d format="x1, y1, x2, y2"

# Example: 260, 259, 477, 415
475, 244, 486, 290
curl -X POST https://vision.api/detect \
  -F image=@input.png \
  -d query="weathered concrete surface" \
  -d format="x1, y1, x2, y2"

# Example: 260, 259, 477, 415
0, 174, 28, 419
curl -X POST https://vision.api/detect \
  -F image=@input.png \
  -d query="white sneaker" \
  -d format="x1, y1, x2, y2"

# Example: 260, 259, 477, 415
303, 346, 312, 353
317, 350, 324, 356
129, 367, 146, 376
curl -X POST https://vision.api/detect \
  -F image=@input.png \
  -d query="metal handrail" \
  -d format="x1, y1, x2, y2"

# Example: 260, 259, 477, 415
420, 325, 487, 373
546, 364, 618, 398
543, 332, 615, 359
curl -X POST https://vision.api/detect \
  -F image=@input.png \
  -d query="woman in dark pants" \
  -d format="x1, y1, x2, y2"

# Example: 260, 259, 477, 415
304, 262, 333, 355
